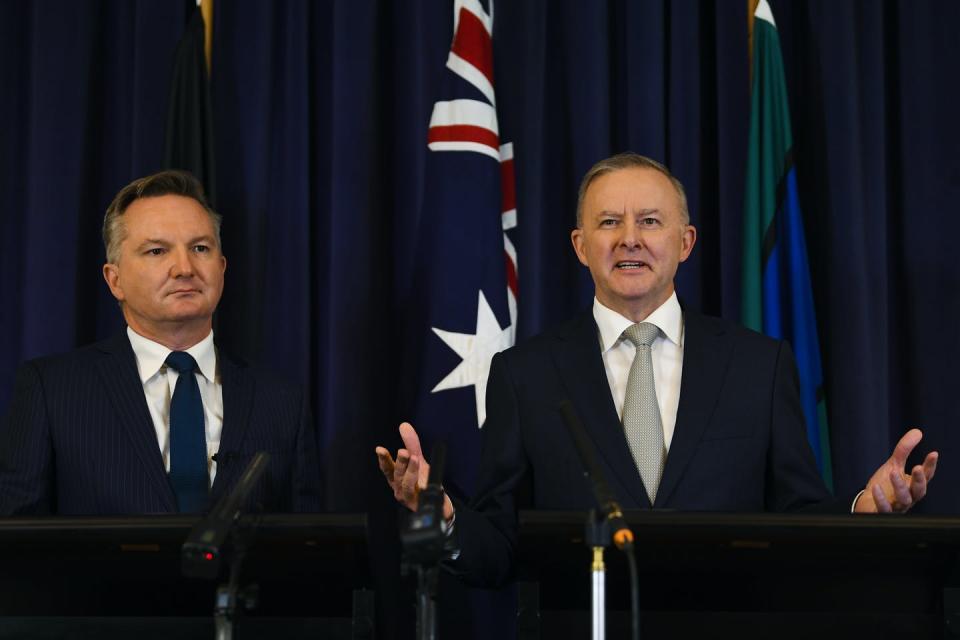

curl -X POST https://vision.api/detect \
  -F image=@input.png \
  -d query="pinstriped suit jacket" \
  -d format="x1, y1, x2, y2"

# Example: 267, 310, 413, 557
0, 332, 322, 515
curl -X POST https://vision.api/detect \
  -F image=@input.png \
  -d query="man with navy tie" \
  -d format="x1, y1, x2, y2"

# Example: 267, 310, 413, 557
0, 170, 321, 515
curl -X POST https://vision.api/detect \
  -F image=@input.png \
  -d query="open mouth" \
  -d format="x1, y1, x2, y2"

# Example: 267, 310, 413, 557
615, 261, 649, 270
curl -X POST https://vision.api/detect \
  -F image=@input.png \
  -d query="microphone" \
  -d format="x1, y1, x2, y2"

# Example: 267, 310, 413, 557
558, 400, 634, 550
422, 442, 446, 508
182, 451, 271, 579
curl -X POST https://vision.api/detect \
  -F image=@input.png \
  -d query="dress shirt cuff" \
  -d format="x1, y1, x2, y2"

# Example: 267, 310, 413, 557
850, 489, 866, 513
442, 511, 461, 560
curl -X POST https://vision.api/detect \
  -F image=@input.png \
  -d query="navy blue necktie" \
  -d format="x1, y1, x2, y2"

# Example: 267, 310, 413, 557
165, 351, 209, 512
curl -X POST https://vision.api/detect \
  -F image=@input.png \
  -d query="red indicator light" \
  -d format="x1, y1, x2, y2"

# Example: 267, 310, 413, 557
205, 552, 214, 561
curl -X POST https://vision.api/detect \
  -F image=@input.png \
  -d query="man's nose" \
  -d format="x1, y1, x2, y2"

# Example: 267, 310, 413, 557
170, 247, 194, 276
620, 219, 643, 248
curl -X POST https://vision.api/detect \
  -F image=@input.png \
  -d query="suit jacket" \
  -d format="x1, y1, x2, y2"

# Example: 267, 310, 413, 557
0, 332, 322, 515
452, 309, 846, 587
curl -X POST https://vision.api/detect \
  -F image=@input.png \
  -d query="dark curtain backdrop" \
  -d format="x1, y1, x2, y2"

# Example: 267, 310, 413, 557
2, 0, 960, 600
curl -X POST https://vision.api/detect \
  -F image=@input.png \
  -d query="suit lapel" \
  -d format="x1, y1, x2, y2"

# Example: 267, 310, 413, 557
654, 310, 732, 507
95, 333, 176, 511
211, 352, 254, 496
552, 312, 650, 507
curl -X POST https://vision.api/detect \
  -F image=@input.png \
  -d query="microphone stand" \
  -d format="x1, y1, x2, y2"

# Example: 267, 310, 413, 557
212, 539, 258, 640
559, 401, 641, 640
400, 443, 448, 640
182, 451, 271, 640
585, 508, 612, 640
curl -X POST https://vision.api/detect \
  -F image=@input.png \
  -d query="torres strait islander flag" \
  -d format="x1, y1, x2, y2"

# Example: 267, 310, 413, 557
409, 0, 517, 497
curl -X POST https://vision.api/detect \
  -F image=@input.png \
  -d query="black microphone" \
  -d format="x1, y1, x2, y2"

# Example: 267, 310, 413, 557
423, 442, 446, 502
558, 400, 634, 550
182, 451, 271, 579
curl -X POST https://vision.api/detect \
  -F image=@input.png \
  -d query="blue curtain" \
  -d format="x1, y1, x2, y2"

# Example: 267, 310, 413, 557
771, 0, 960, 504
0, 1, 187, 384
2, 0, 960, 635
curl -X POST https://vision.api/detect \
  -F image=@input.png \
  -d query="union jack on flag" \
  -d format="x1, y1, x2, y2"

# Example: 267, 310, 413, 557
409, 0, 517, 496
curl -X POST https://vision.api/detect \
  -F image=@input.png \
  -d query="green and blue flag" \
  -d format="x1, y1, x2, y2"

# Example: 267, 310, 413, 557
741, 0, 833, 488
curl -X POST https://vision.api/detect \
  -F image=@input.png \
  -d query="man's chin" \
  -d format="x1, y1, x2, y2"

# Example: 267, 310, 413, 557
609, 285, 657, 303
162, 304, 216, 324
597, 285, 672, 314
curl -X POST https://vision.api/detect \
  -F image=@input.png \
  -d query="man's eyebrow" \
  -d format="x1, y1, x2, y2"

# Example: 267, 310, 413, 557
135, 235, 217, 249
136, 238, 171, 249
594, 208, 661, 216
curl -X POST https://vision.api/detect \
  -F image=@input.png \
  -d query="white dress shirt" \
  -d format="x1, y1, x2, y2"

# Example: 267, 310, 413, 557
127, 327, 223, 485
593, 292, 684, 452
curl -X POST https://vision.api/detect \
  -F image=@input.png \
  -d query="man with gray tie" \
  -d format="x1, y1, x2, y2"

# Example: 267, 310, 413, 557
0, 170, 321, 515
376, 152, 938, 587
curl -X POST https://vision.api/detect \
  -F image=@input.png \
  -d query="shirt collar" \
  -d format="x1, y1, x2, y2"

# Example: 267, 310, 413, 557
593, 292, 683, 353
126, 327, 218, 384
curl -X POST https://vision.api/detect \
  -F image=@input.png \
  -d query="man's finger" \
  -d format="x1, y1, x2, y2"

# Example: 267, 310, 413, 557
890, 428, 923, 469
923, 451, 939, 481
872, 484, 892, 513
399, 422, 425, 459
910, 465, 927, 502
889, 470, 911, 508
400, 456, 422, 507
375, 447, 395, 477
394, 450, 410, 483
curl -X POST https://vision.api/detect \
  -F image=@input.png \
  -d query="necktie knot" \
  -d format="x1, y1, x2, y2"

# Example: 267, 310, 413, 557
623, 322, 659, 348
166, 351, 198, 375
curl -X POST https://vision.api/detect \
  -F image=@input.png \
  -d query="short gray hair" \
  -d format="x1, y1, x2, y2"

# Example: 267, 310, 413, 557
576, 152, 690, 227
102, 170, 222, 264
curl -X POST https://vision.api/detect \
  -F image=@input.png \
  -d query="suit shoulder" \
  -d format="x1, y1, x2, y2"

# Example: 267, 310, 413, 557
243, 366, 303, 394
685, 310, 787, 354
497, 311, 592, 364
218, 352, 304, 396
17, 336, 121, 377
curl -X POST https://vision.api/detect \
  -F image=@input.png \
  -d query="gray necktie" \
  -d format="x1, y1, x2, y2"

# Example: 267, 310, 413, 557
622, 322, 665, 504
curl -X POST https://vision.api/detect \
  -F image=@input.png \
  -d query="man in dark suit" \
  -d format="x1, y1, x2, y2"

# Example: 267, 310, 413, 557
0, 170, 321, 515
377, 153, 937, 586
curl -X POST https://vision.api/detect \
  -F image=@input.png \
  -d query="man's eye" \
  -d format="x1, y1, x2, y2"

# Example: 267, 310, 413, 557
600, 219, 618, 227
146, 248, 164, 256
641, 217, 660, 226
193, 245, 209, 253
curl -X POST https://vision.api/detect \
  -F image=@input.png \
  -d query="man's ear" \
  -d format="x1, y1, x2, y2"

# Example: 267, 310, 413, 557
571, 228, 589, 267
103, 263, 125, 302
678, 224, 697, 263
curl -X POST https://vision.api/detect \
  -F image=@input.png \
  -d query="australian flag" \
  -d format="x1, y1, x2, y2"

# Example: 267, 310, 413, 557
405, 0, 518, 501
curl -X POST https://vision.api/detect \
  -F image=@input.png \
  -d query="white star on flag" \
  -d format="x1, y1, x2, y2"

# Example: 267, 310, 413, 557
431, 290, 514, 428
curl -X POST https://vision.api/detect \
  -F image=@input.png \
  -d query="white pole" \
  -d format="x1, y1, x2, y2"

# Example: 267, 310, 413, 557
592, 546, 605, 640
